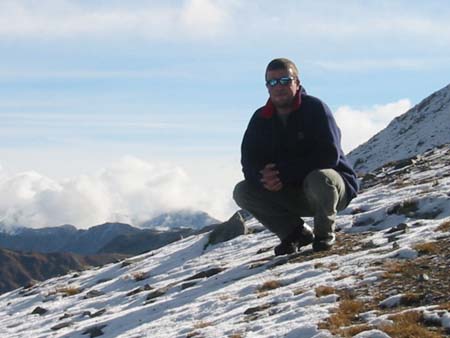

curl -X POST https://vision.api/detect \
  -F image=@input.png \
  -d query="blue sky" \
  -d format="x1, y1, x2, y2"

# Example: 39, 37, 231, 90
1, 0, 450, 228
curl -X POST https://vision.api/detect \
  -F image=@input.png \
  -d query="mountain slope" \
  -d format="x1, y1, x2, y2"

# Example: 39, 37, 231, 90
0, 248, 126, 294
1, 144, 449, 337
348, 83, 450, 173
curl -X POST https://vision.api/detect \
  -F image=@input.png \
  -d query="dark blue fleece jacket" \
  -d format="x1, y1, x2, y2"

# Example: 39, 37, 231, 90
241, 92, 358, 201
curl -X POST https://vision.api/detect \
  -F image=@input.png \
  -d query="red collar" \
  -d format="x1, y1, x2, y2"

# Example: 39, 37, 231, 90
261, 90, 302, 119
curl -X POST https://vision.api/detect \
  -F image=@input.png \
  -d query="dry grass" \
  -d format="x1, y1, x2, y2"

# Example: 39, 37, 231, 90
338, 324, 373, 337
414, 242, 440, 255
381, 311, 442, 338
438, 302, 450, 311
315, 285, 336, 297
257, 280, 281, 293
56, 286, 82, 296
256, 291, 269, 298
319, 299, 365, 332
436, 220, 450, 232
387, 199, 419, 216
193, 321, 213, 329
293, 287, 306, 296
400, 293, 423, 306
382, 261, 407, 278
228, 334, 244, 338
131, 271, 148, 281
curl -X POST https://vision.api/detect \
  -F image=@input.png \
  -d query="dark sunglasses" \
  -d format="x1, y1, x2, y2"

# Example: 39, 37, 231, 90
266, 76, 295, 87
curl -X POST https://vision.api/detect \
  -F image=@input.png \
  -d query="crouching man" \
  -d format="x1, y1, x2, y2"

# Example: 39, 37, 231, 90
233, 58, 358, 255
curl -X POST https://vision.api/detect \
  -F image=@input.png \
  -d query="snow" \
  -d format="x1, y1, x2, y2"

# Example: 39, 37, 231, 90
353, 329, 391, 338
348, 83, 450, 173
1, 145, 450, 337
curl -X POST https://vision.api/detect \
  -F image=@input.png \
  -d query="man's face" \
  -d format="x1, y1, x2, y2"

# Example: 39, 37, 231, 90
266, 68, 300, 111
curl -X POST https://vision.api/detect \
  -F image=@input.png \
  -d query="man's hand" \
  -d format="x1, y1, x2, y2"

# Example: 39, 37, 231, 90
260, 163, 283, 191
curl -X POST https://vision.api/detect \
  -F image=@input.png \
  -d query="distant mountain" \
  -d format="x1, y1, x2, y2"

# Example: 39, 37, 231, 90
348, 83, 450, 173
64, 222, 138, 254
0, 213, 221, 256
98, 228, 197, 256
0, 222, 138, 255
0, 224, 79, 253
140, 210, 220, 230
0, 247, 126, 294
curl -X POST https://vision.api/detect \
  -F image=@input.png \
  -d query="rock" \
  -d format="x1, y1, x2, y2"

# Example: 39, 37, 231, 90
126, 284, 153, 296
51, 322, 72, 331
31, 306, 48, 315
386, 223, 409, 234
244, 303, 271, 315
90, 309, 107, 318
206, 211, 248, 247
181, 281, 198, 290
184, 267, 225, 281
418, 273, 430, 282
95, 278, 111, 285
84, 290, 105, 299
82, 325, 107, 338
59, 313, 72, 320
146, 287, 169, 301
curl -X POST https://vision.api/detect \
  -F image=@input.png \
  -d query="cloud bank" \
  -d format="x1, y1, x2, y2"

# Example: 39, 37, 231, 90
335, 99, 412, 153
1, 0, 449, 47
0, 0, 231, 40
0, 156, 235, 229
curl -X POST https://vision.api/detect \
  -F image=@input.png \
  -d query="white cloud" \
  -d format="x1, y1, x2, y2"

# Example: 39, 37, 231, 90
0, 0, 231, 40
1, 0, 449, 48
313, 59, 433, 72
335, 99, 412, 153
0, 156, 237, 229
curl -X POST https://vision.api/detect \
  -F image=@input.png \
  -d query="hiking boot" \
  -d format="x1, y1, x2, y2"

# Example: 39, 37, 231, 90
274, 224, 314, 256
312, 234, 336, 252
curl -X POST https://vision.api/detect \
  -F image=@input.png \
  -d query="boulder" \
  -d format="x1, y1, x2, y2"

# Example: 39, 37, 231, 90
206, 211, 248, 247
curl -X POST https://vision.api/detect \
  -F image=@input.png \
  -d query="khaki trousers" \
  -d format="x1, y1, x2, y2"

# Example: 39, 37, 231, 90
233, 169, 349, 240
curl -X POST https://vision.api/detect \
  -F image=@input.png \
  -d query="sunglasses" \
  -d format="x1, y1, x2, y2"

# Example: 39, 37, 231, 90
266, 76, 295, 87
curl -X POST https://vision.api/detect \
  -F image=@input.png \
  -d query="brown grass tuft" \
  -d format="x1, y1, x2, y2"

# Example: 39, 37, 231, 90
293, 287, 306, 296
319, 299, 365, 332
57, 286, 82, 296
400, 293, 423, 306
131, 271, 148, 281
193, 321, 213, 329
438, 302, 450, 311
436, 220, 450, 232
387, 199, 419, 216
381, 311, 441, 338
315, 285, 336, 297
414, 242, 439, 255
257, 280, 281, 293
382, 261, 407, 279
339, 324, 373, 337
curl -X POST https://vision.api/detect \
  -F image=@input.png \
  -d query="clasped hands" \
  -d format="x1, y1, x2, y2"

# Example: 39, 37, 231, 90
260, 163, 283, 192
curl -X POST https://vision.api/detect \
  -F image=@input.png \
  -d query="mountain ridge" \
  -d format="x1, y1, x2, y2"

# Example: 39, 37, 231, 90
348, 83, 450, 173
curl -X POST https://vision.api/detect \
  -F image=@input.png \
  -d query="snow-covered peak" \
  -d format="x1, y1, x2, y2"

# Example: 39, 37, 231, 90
139, 209, 220, 230
348, 83, 450, 173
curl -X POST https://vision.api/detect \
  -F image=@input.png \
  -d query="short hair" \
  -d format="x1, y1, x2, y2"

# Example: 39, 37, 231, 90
265, 58, 299, 80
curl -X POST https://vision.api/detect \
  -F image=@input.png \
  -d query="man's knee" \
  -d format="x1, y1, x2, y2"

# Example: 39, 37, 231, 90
304, 169, 334, 192
303, 169, 347, 209
233, 180, 249, 208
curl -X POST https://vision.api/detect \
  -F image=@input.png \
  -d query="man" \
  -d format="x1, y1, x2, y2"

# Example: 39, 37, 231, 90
233, 58, 358, 255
